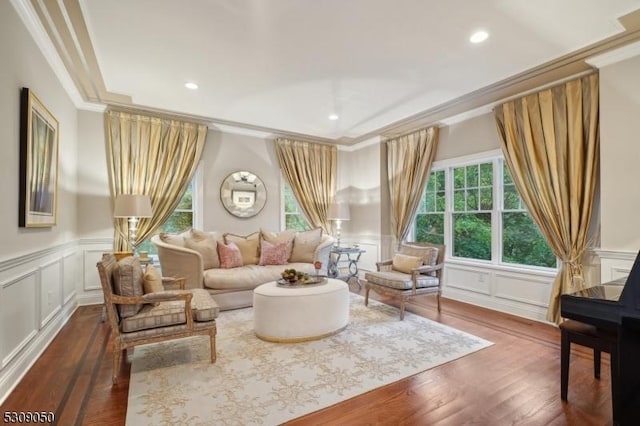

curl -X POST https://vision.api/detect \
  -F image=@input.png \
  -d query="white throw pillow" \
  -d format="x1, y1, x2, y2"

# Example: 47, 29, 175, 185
392, 253, 423, 274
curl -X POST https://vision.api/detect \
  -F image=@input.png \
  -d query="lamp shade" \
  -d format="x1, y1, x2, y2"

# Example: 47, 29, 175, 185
327, 202, 350, 221
113, 194, 153, 218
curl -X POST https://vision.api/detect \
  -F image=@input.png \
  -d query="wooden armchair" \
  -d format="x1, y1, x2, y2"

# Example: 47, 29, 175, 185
364, 242, 445, 320
96, 254, 218, 384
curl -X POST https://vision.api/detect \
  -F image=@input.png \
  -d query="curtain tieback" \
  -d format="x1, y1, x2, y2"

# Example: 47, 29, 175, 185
562, 258, 585, 290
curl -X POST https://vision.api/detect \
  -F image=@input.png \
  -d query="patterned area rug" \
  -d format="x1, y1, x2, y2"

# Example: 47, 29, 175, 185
126, 294, 492, 425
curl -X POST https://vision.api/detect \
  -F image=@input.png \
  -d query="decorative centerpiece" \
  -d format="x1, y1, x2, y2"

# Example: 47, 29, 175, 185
278, 268, 326, 287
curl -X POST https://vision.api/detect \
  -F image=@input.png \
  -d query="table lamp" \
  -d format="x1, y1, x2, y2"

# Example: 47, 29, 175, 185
327, 202, 350, 247
113, 194, 153, 252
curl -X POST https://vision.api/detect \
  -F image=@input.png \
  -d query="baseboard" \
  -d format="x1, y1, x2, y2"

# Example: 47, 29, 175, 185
76, 293, 104, 306
0, 300, 77, 405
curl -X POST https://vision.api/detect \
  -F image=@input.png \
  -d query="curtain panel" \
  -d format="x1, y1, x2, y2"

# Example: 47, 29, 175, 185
386, 127, 439, 246
274, 138, 337, 234
106, 110, 207, 251
494, 73, 599, 324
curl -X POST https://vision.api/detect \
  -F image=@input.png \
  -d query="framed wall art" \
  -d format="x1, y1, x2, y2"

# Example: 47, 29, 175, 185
19, 88, 59, 227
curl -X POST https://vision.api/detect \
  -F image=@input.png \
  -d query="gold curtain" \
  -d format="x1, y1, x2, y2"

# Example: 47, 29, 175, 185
106, 110, 207, 251
387, 127, 439, 245
275, 138, 337, 234
494, 73, 599, 324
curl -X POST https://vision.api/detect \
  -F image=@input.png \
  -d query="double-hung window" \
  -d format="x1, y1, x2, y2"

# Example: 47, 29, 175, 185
414, 154, 556, 270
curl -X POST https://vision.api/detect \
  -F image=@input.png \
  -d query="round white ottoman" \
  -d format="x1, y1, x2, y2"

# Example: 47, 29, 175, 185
253, 278, 350, 342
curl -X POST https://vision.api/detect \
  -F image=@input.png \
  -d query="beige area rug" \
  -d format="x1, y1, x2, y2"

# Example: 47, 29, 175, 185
126, 293, 492, 425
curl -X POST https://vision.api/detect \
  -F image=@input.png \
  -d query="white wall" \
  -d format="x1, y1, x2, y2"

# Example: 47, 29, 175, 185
0, 0, 81, 402
598, 54, 640, 278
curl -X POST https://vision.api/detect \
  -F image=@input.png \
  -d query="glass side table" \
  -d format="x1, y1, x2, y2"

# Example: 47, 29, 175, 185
328, 246, 365, 289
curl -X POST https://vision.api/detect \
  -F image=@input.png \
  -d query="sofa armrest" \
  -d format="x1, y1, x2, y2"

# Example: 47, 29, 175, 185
152, 235, 204, 289
162, 276, 186, 290
314, 235, 334, 275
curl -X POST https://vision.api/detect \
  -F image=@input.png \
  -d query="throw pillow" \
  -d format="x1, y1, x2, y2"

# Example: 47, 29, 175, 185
399, 244, 439, 276
289, 228, 323, 263
184, 229, 222, 269
217, 241, 243, 269
159, 231, 187, 247
260, 229, 296, 259
112, 256, 144, 318
392, 253, 424, 274
224, 232, 260, 265
143, 264, 164, 294
258, 238, 289, 266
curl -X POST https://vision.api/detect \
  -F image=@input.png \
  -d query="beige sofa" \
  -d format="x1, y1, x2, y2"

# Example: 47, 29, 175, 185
151, 228, 334, 310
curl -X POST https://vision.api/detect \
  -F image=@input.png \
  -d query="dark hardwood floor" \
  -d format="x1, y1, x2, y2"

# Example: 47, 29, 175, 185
1, 288, 613, 425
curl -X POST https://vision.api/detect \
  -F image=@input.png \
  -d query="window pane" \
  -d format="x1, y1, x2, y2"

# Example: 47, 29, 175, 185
425, 192, 435, 212
466, 189, 478, 210
435, 170, 445, 191
480, 163, 493, 186
286, 214, 308, 231
480, 187, 493, 210
426, 175, 435, 192
502, 212, 556, 267
503, 184, 520, 210
436, 191, 446, 212
503, 162, 514, 184
415, 213, 444, 245
454, 167, 465, 189
453, 213, 491, 260
466, 165, 478, 187
453, 189, 465, 211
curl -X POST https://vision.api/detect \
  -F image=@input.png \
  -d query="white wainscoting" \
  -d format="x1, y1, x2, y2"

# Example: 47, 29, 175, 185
596, 249, 637, 282
442, 261, 556, 322
0, 238, 111, 404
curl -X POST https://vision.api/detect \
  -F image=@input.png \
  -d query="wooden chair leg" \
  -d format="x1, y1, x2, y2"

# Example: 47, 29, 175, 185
112, 341, 122, 384
364, 287, 370, 306
594, 348, 601, 379
210, 332, 217, 363
436, 293, 441, 312
560, 330, 570, 401
399, 300, 406, 320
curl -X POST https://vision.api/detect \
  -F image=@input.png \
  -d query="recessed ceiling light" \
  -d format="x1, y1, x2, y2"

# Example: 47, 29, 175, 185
185, 82, 198, 90
470, 30, 489, 44
328, 114, 339, 120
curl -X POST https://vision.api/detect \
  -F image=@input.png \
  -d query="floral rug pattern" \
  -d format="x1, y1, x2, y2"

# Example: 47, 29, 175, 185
126, 294, 492, 425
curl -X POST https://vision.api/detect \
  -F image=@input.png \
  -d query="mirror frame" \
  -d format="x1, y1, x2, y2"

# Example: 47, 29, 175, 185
220, 170, 267, 218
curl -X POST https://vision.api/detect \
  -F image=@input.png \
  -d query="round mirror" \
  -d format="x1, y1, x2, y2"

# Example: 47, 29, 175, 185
220, 171, 267, 218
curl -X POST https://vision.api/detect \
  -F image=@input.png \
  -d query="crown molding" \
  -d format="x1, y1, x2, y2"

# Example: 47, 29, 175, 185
586, 40, 640, 68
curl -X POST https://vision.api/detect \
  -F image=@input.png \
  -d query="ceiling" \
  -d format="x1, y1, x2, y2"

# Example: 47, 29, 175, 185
14, 0, 640, 144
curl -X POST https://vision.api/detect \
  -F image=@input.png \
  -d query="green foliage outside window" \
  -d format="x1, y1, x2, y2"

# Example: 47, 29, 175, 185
284, 184, 309, 231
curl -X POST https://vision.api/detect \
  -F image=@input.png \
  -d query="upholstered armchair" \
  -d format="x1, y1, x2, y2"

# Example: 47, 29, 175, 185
96, 254, 218, 384
364, 242, 445, 320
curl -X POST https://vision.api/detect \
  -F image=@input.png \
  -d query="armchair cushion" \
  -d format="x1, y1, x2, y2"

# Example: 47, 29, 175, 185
399, 244, 439, 276
121, 289, 219, 332
392, 253, 423, 274
365, 270, 439, 290
143, 264, 164, 294
112, 256, 144, 318
290, 228, 322, 263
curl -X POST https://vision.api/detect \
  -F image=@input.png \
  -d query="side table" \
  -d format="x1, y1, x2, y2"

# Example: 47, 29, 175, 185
328, 246, 365, 289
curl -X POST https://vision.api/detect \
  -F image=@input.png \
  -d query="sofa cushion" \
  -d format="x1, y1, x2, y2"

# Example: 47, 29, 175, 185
143, 264, 164, 294
203, 263, 317, 291
112, 256, 144, 318
261, 229, 296, 259
399, 245, 439, 276
184, 229, 222, 269
289, 228, 322, 263
224, 232, 260, 265
392, 253, 423, 274
120, 289, 219, 332
258, 238, 289, 266
217, 241, 243, 269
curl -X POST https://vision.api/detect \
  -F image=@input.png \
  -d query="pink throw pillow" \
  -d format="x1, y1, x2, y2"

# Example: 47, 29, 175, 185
259, 239, 289, 266
217, 241, 243, 269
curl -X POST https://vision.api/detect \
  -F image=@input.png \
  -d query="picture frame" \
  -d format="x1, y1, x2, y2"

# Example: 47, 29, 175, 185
232, 190, 256, 209
19, 88, 59, 227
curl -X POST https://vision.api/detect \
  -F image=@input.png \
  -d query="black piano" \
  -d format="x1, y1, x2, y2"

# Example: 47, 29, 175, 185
561, 251, 640, 425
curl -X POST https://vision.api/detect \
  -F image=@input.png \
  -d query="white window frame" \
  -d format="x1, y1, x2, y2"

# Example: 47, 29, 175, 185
410, 149, 558, 273
280, 176, 309, 231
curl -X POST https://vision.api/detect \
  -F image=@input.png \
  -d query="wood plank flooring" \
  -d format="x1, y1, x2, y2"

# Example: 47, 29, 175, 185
1, 288, 613, 425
